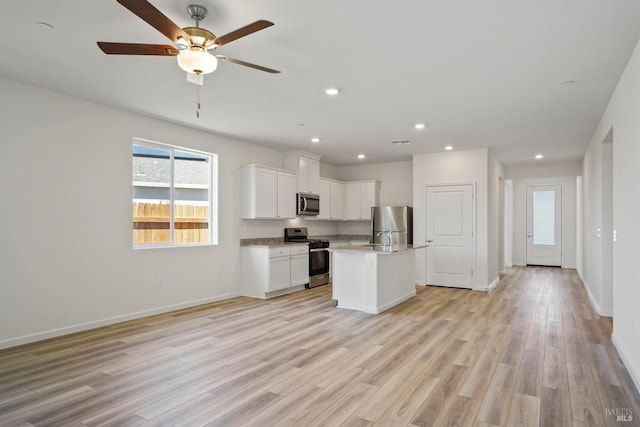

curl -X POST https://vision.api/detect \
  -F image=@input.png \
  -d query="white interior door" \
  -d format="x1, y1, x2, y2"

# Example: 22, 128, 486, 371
526, 185, 562, 266
425, 184, 474, 288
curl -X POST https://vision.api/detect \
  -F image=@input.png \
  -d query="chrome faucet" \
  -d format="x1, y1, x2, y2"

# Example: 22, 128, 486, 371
376, 230, 392, 250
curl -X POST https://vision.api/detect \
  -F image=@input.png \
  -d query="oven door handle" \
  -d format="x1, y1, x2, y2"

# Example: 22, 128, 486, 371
310, 248, 328, 252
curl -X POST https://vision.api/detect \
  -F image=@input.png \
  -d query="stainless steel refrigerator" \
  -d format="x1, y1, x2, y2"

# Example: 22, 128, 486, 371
371, 206, 413, 248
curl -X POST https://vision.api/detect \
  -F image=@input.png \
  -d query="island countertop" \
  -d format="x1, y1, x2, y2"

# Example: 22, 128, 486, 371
330, 243, 427, 254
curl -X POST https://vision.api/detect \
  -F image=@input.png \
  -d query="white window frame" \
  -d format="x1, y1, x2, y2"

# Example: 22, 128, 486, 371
132, 137, 218, 249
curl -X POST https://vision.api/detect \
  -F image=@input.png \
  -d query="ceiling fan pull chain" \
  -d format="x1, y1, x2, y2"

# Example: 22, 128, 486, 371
196, 85, 201, 118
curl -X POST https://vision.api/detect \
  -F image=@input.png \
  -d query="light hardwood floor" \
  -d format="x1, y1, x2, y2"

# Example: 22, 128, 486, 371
1, 267, 639, 426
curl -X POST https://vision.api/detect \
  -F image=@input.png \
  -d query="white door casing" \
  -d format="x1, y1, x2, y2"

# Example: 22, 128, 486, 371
424, 184, 474, 289
526, 185, 562, 266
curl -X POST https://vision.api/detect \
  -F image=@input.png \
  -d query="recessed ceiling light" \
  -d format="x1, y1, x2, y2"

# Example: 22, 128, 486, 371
325, 88, 339, 96
444, 145, 453, 151
311, 137, 320, 143
357, 154, 365, 159
535, 154, 544, 160
414, 123, 425, 130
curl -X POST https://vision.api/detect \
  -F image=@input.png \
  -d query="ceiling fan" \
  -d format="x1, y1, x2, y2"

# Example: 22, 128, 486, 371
98, 0, 280, 85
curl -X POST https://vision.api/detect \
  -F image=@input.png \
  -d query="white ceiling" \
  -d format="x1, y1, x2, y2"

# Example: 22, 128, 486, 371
2, 1, 639, 165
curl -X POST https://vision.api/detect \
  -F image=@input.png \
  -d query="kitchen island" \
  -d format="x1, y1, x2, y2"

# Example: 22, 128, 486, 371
332, 244, 424, 314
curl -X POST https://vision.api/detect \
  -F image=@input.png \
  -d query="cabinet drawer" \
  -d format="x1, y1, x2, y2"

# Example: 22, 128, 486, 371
289, 245, 309, 255
269, 246, 290, 258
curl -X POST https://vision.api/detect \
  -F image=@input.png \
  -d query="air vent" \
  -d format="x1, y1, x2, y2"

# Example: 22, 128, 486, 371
390, 140, 411, 145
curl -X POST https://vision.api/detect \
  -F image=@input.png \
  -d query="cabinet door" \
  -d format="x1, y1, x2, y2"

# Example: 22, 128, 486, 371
277, 172, 296, 218
299, 156, 320, 194
344, 183, 361, 220
290, 254, 309, 287
255, 168, 277, 218
268, 256, 291, 291
330, 182, 344, 220
359, 182, 376, 220
318, 180, 331, 219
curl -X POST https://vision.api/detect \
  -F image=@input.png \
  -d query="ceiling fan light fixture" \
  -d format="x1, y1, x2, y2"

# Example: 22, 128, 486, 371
177, 48, 218, 74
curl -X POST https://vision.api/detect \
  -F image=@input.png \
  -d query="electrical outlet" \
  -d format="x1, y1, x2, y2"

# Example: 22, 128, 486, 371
157, 275, 164, 287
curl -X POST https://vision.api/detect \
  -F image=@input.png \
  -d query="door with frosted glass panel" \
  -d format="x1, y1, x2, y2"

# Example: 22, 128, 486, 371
526, 185, 562, 266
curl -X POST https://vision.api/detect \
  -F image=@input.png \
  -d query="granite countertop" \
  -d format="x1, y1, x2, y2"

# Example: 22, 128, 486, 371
240, 234, 371, 247
331, 243, 427, 254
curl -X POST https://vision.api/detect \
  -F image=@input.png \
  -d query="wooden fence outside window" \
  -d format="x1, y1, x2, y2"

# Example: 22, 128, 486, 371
133, 202, 209, 244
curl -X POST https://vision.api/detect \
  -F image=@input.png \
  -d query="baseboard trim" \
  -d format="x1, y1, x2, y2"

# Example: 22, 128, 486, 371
580, 276, 602, 316
0, 292, 242, 350
576, 273, 614, 317
369, 290, 417, 314
487, 276, 499, 292
612, 333, 640, 396
473, 276, 499, 292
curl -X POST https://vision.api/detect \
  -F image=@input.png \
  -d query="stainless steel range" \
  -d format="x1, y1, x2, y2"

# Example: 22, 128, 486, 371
284, 227, 330, 288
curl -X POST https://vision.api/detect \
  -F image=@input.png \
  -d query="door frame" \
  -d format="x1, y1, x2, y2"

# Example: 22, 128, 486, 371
525, 184, 563, 267
422, 182, 477, 289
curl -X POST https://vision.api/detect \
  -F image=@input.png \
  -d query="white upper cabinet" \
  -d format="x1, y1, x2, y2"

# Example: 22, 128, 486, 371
318, 178, 345, 220
276, 171, 297, 218
318, 179, 331, 219
330, 181, 345, 219
242, 165, 296, 219
284, 151, 321, 194
344, 181, 379, 220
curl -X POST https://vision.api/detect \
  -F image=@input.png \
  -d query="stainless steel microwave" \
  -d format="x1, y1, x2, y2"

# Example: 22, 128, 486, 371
297, 192, 320, 216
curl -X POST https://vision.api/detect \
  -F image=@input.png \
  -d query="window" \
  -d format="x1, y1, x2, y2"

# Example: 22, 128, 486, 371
532, 190, 555, 245
132, 139, 217, 248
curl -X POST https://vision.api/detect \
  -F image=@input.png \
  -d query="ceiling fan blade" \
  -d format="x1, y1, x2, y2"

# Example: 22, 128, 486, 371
117, 0, 190, 43
214, 20, 274, 46
98, 42, 179, 56
217, 55, 281, 73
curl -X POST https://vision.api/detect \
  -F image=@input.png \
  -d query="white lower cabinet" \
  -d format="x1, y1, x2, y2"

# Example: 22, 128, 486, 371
243, 245, 309, 298
328, 241, 349, 281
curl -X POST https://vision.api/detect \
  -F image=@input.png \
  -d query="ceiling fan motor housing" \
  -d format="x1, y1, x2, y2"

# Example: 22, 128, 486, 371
183, 27, 217, 48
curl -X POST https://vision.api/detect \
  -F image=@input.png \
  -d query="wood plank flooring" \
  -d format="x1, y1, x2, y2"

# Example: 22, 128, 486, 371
1, 267, 639, 426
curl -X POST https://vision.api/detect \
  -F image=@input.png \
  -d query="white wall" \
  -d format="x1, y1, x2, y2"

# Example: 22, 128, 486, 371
487, 151, 504, 286
601, 139, 613, 316
504, 162, 582, 180
319, 162, 342, 180
0, 77, 336, 348
413, 148, 490, 290
509, 176, 577, 269
337, 160, 413, 206
504, 180, 514, 268
582, 37, 640, 392
582, 138, 604, 311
